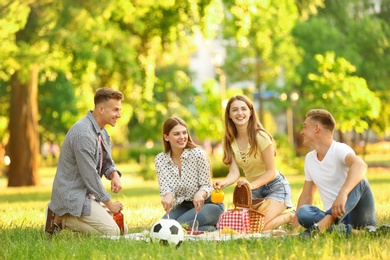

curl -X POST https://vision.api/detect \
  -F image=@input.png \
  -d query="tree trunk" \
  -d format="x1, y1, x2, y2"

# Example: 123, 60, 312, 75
8, 65, 40, 187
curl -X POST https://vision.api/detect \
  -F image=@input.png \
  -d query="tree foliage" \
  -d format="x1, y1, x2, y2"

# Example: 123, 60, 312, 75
293, 0, 390, 138
221, 0, 302, 121
1, 0, 390, 185
306, 52, 380, 133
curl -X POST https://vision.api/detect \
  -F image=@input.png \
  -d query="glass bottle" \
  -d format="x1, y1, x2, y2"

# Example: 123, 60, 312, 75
113, 211, 124, 235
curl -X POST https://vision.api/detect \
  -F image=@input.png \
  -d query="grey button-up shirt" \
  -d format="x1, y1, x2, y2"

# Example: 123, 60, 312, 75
49, 111, 121, 217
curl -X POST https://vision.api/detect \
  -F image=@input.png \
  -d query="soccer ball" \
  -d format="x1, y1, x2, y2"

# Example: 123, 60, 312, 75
150, 219, 184, 246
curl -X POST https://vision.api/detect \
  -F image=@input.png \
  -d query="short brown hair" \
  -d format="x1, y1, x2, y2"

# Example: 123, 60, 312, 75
94, 88, 124, 105
306, 109, 336, 132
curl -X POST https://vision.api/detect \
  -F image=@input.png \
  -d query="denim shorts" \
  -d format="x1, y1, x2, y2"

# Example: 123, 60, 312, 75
251, 172, 293, 208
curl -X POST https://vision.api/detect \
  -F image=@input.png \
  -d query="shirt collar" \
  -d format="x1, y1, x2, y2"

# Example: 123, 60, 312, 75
87, 110, 103, 135
164, 149, 191, 164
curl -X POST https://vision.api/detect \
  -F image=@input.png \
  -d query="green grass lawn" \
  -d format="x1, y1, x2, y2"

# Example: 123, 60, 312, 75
0, 164, 389, 259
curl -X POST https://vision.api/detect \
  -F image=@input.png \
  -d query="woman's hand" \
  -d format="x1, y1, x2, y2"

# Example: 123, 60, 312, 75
214, 180, 227, 189
193, 191, 206, 214
237, 179, 252, 189
161, 193, 174, 215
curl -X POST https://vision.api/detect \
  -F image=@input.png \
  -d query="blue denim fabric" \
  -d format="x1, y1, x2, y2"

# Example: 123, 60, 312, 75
162, 197, 225, 231
251, 172, 293, 208
297, 178, 376, 229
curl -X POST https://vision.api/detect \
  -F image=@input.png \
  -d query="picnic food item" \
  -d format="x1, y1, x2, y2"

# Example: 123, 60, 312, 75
211, 187, 225, 204
185, 228, 205, 235
255, 199, 270, 214
221, 227, 241, 235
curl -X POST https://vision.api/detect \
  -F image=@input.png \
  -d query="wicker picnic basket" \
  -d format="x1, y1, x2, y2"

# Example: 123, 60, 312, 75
233, 183, 265, 233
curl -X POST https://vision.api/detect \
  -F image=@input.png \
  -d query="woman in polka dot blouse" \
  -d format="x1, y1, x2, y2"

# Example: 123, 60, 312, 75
155, 117, 225, 231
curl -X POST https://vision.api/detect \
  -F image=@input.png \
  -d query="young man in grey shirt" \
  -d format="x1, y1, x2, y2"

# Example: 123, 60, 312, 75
45, 87, 126, 236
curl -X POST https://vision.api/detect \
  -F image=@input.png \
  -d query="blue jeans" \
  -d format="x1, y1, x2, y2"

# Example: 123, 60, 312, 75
297, 178, 376, 229
251, 172, 293, 208
163, 197, 225, 231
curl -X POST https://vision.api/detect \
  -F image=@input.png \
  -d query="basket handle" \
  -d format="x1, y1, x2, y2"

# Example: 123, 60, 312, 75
233, 183, 253, 208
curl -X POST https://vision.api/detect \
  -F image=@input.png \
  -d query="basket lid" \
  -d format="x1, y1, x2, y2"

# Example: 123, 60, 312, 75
233, 183, 252, 208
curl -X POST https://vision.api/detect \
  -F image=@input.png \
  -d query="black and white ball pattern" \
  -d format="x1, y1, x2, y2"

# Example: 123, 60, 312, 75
150, 219, 184, 246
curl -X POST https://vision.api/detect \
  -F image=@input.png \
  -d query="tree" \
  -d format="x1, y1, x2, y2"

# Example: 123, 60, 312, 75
2, 0, 60, 186
292, 0, 390, 142
0, 1, 30, 147
307, 51, 380, 134
315, 0, 390, 137
221, 0, 301, 123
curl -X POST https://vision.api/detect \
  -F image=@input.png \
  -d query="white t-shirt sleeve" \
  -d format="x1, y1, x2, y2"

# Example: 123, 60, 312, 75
303, 141, 356, 210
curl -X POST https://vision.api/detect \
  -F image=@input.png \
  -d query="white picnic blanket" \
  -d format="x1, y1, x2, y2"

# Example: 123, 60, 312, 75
119, 229, 288, 242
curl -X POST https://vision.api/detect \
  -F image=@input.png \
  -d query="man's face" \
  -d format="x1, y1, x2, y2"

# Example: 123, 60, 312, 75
300, 118, 316, 147
101, 98, 122, 127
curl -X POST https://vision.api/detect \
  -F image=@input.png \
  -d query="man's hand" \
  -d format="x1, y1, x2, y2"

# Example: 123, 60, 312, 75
110, 171, 122, 193
332, 192, 348, 218
104, 200, 123, 214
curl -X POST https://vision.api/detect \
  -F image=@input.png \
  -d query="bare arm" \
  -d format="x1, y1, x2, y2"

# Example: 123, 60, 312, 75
214, 157, 241, 189
331, 153, 367, 218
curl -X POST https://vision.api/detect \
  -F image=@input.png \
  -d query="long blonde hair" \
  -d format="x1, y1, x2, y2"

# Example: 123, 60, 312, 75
222, 95, 274, 165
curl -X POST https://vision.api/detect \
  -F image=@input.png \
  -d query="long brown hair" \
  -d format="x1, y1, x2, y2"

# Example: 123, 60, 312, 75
162, 117, 197, 153
222, 95, 274, 165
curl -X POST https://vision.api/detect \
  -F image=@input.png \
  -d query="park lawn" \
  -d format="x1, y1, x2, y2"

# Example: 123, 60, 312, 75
0, 165, 389, 260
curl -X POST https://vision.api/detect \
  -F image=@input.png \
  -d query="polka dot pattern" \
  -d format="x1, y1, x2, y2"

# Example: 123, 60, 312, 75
155, 147, 213, 208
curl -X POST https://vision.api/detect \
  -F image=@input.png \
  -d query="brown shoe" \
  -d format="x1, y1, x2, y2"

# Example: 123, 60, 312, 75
45, 204, 62, 235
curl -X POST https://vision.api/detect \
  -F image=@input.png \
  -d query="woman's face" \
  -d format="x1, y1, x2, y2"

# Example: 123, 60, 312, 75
229, 100, 252, 127
164, 124, 188, 150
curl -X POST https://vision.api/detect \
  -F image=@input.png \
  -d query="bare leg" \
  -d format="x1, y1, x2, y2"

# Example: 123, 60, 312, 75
261, 199, 291, 230
316, 214, 336, 233
264, 211, 295, 230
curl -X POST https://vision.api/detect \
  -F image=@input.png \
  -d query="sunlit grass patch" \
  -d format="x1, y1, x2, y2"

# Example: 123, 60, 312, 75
0, 164, 389, 259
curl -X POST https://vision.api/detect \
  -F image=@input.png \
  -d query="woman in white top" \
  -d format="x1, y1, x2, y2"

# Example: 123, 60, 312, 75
155, 117, 224, 231
215, 95, 294, 230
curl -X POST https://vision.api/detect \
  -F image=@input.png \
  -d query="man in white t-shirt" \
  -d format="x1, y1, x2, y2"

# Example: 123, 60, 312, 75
292, 109, 376, 237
